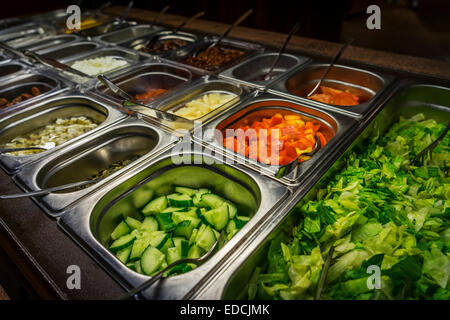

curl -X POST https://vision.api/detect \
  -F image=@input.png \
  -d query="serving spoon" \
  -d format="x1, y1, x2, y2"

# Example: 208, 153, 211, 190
0, 142, 56, 154
263, 22, 300, 81
0, 179, 102, 199
306, 37, 354, 97
152, 5, 170, 25
103, 1, 134, 33
98, 74, 134, 100
130, 11, 204, 50
119, 231, 225, 300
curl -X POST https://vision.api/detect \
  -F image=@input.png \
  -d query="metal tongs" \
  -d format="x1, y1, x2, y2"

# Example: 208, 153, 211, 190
23, 50, 89, 78
103, 1, 134, 33
119, 231, 225, 300
412, 122, 450, 165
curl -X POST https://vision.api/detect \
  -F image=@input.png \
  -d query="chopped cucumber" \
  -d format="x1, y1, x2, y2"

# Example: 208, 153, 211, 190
189, 228, 199, 245
196, 225, 217, 252
140, 216, 158, 232
201, 193, 226, 208
187, 245, 203, 259
160, 237, 174, 254
202, 205, 229, 231
125, 216, 142, 230
166, 247, 182, 264
109, 234, 136, 252
167, 193, 194, 207
141, 196, 167, 215
179, 239, 189, 258
135, 260, 143, 274
174, 186, 198, 196
116, 245, 132, 264
140, 246, 165, 275
235, 216, 250, 229
111, 220, 131, 240
148, 231, 169, 250
155, 212, 176, 232
224, 201, 237, 219
126, 262, 136, 271
161, 206, 188, 214
129, 236, 152, 261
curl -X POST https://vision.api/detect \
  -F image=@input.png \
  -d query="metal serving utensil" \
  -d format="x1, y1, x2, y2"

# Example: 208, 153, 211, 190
23, 50, 89, 78
130, 11, 204, 51
264, 22, 300, 81
103, 1, 134, 33
315, 246, 335, 300
98, 74, 134, 100
152, 5, 170, 25
0, 41, 27, 59
0, 142, 56, 154
306, 37, 354, 97
412, 122, 450, 165
119, 231, 225, 300
0, 179, 102, 199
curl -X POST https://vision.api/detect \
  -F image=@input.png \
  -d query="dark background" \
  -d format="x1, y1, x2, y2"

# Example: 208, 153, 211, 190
2, 0, 450, 61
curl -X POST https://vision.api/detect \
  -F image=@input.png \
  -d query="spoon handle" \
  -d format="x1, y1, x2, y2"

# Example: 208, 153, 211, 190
173, 11, 205, 33
152, 5, 170, 25
307, 37, 354, 97
0, 147, 46, 153
266, 22, 300, 79
98, 74, 134, 101
210, 8, 253, 49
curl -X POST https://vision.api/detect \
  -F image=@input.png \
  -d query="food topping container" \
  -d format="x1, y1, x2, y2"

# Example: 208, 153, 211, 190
94, 25, 164, 45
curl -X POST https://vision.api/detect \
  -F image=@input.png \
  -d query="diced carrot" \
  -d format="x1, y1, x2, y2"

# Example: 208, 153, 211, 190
317, 132, 327, 146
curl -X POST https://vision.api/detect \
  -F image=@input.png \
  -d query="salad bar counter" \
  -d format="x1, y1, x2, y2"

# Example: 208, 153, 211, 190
0, 6, 448, 300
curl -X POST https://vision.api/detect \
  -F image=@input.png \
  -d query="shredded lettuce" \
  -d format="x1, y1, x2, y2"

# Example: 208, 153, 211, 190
249, 114, 450, 300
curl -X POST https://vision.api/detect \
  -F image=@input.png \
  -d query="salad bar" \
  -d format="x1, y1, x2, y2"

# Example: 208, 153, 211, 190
0, 6, 448, 301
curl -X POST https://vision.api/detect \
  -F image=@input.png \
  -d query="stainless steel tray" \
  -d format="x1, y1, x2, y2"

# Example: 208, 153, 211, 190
194, 92, 358, 186
192, 81, 450, 299
92, 62, 193, 105
94, 25, 165, 46
0, 92, 126, 174
138, 76, 254, 132
15, 34, 83, 54
268, 62, 394, 118
0, 69, 69, 116
75, 20, 138, 39
0, 59, 29, 82
174, 36, 265, 75
13, 117, 179, 216
122, 29, 200, 59
0, 22, 54, 48
38, 41, 103, 62
58, 145, 290, 299
219, 52, 310, 90
56, 47, 146, 86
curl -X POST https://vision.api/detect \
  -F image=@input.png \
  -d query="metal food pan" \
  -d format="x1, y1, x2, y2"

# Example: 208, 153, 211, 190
75, 20, 138, 38
175, 36, 264, 75
58, 146, 289, 299
93, 62, 193, 104
192, 82, 450, 299
123, 29, 200, 59
268, 62, 394, 118
94, 25, 164, 45
0, 93, 126, 174
15, 34, 83, 54
0, 22, 52, 48
0, 71, 68, 116
0, 60, 27, 81
194, 92, 357, 186
219, 52, 310, 90
145, 76, 251, 132
13, 117, 179, 217
38, 41, 102, 62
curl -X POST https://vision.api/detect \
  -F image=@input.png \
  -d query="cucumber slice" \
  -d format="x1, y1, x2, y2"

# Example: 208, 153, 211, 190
174, 186, 198, 196
167, 193, 194, 207
160, 237, 174, 254
189, 228, 199, 245
135, 260, 143, 274
235, 216, 250, 229
148, 231, 169, 250
125, 217, 142, 230
161, 206, 188, 214
173, 220, 194, 239
201, 193, 226, 208
226, 220, 238, 235
224, 201, 237, 219
166, 247, 182, 264
141, 196, 167, 215
116, 245, 132, 264
196, 225, 217, 252
187, 245, 203, 259
140, 246, 165, 275
129, 236, 152, 261
193, 189, 211, 206
140, 216, 158, 232
109, 234, 136, 252
179, 239, 189, 258
126, 262, 136, 271
172, 237, 185, 247
155, 212, 176, 232
202, 205, 229, 231
111, 220, 131, 240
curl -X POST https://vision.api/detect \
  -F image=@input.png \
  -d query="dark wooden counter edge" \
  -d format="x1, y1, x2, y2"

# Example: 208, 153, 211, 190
105, 6, 450, 81
1, 6, 450, 301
